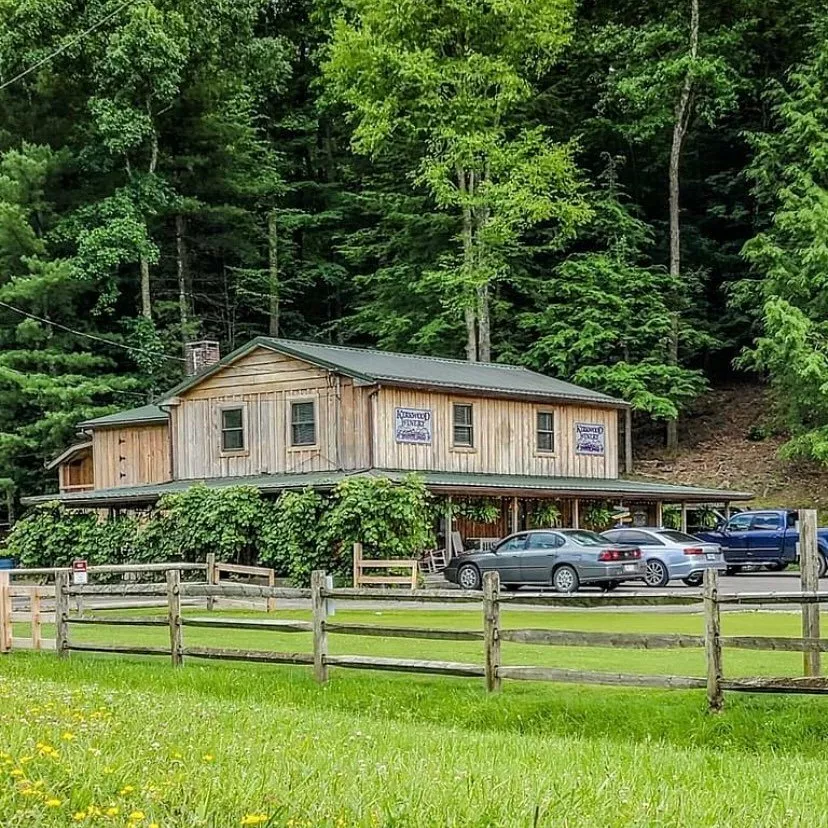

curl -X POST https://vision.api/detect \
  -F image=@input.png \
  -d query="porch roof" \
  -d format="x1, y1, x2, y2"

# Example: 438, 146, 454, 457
21, 469, 753, 508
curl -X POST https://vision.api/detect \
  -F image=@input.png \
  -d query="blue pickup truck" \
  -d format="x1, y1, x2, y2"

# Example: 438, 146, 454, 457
696, 509, 828, 576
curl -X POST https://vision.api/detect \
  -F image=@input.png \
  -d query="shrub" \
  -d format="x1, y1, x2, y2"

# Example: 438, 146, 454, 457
259, 488, 329, 585
137, 485, 267, 564
5, 476, 436, 585
4, 502, 140, 568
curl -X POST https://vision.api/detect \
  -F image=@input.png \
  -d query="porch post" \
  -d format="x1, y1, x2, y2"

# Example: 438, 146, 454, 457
572, 498, 580, 529
624, 407, 633, 474
680, 502, 688, 533
655, 501, 663, 527
445, 497, 454, 559
510, 496, 519, 534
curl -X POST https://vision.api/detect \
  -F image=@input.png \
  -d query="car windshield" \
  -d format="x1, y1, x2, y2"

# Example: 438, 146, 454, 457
658, 530, 702, 544
561, 530, 609, 547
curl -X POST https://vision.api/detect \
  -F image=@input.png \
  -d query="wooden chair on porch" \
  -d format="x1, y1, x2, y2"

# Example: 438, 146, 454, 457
421, 547, 448, 574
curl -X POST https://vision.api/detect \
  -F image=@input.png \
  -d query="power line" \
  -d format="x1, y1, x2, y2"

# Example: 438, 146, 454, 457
0, 0, 135, 92
0, 300, 187, 363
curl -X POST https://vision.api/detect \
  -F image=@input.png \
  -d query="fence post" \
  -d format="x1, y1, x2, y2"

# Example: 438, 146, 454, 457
352, 542, 362, 588
266, 568, 276, 613
799, 508, 821, 677
30, 590, 42, 651
166, 569, 183, 667
167, 569, 184, 667
205, 553, 217, 612
0, 571, 10, 653
483, 571, 501, 692
703, 567, 723, 712
311, 570, 328, 683
55, 571, 70, 659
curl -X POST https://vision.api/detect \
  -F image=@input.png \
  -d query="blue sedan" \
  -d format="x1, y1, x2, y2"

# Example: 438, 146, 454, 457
601, 528, 725, 587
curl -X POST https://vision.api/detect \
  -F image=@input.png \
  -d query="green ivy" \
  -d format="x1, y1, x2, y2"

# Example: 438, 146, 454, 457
4, 502, 141, 568
6, 476, 436, 587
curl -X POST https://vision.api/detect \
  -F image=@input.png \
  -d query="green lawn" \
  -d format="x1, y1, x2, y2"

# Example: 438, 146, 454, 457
4, 605, 828, 825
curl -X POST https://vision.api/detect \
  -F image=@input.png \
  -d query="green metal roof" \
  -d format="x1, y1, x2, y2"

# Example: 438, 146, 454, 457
78, 404, 168, 430
160, 337, 628, 408
22, 469, 752, 508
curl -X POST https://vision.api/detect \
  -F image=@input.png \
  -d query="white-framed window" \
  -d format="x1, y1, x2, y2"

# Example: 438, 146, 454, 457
536, 410, 555, 453
290, 400, 317, 447
220, 406, 246, 452
452, 403, 474, 447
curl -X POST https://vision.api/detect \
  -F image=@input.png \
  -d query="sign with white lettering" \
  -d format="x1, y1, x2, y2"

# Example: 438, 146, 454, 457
395, 408, 432, 444
574, 422, 606, 456
71, 559, 88, 585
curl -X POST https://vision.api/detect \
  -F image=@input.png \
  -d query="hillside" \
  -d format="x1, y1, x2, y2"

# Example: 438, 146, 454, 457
634, 384, 828, 509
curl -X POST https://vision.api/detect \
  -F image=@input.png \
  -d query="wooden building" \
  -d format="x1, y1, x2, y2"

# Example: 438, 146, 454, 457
29, 337, 751, 536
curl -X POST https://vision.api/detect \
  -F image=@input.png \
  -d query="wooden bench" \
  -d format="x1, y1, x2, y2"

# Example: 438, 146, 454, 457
352, 543, 419, 589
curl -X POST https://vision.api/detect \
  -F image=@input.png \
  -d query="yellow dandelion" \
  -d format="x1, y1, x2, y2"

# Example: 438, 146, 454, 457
119, 785, 135, 795
46, 798, 63, 807
171, 752, 182, 759
10, 768, 24, 778
105, 806, 120, 817
73, 812, 86, 822
240, 815, 269, 826
20, 788, 39, 797
128, 811, 145, 822
19, 755, 33, 764
62, 732, 76, 741
202, 753, 214, 762
103, 766, 115, 775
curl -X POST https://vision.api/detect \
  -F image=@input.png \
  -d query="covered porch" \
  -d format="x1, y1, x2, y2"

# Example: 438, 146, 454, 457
419, 473, 753, 559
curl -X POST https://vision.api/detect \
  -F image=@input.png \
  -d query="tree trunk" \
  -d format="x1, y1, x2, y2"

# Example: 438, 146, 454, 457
458, 166, 477, 361
268, 210, 280, 337
140, 106, 160, 321
176, 214, 190, 354
665, 0, 699, 451
140, 256, 152, 319
477, 283, 491, 362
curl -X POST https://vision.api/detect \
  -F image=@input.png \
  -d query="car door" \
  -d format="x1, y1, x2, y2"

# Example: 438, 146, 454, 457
520, 532, 565, 583
491, 534, 529, 583
746, 513, 784, 563
720, 513, 753, 563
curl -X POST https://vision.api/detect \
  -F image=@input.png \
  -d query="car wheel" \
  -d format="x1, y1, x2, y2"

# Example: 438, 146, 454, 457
457, 564, 481, 591
682, 573, 703, 587
643, 559, 670, 588
552, 565, 580, 594
820, 556, 827, 579
598, 580, 620, 592
503, 583, 521, 592
767, 562, 788, 572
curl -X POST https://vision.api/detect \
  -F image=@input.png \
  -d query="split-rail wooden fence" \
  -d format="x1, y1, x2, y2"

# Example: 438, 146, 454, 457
2, 510, 827, 711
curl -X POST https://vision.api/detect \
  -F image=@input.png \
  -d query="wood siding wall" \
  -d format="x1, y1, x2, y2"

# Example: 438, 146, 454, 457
59, 451, 94, 492
373, 388, 618, 478
171, 348, 369, 480
92, 424, 171, 489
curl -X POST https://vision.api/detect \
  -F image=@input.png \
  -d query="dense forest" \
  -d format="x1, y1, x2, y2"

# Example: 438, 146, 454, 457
1, 0, 827, 499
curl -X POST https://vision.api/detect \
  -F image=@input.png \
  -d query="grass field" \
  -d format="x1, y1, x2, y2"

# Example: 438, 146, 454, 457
4, 606, 828, 826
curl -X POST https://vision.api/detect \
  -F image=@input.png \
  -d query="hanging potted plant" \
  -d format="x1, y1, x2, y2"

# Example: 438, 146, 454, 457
582, 502, 614, 532
528, 501, 562, 529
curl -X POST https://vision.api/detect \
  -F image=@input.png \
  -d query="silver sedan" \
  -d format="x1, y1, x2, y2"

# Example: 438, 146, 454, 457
601, 527, 725, 587
443, 529, 645, 593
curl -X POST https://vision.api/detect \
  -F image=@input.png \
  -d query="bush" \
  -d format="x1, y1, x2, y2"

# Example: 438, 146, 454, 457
4, 502, 140, 568
5, 476, 436, 586
137, 485, 268, 564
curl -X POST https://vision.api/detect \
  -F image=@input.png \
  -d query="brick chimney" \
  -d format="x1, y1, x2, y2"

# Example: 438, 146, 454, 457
185, 341, 221, 376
